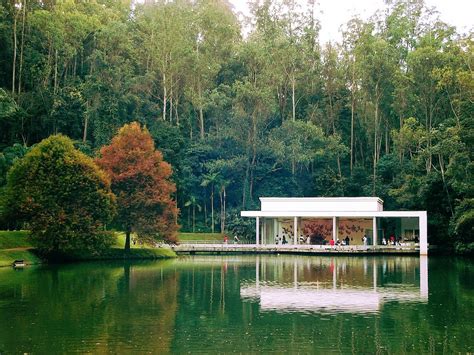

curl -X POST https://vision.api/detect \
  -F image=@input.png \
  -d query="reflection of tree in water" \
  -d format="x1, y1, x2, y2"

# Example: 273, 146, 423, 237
0, 261, 179, 353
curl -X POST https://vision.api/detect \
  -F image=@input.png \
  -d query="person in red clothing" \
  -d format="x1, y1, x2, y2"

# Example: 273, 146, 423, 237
224, 235, 229, 244
329, 239, 335, 247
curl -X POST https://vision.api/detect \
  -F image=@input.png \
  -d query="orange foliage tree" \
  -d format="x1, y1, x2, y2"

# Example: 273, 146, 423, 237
96, 122, 178, 250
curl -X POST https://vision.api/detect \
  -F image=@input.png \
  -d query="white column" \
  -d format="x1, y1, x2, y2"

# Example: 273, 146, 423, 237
419, 212, 428, 255
293, 216, 298, 245
332, 216, 337, 242
256, 217, 260, 246
273, 218, 278, 244
373, 217, 377, 246
262, 218, 267, 245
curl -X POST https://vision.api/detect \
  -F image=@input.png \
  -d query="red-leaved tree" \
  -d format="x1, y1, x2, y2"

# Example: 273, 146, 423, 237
96, 122, 178, 251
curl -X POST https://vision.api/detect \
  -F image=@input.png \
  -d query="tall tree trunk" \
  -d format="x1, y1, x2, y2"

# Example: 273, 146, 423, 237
203, 190, 207, 227
329, 93, 342, 179
169, 83, 173, 122
198, 81, 204, 139
219, 188, 223, 233
192, 204, 196, 233
291, 75, 296, 121
83, 114, 88, 142
439, 154, 454, 217
162, 72, 167, 121
222, 186, 226, 232
249, 114, 257, 202
242, 131, 251, 208
175, 96, 180, 126
373, 82, 380, 196
12, 9, 18, 94
125, 228, 131, 253
54, 49, 58, 94
83, 102, 89, 142
210, 187, 214, 233
17, 0, 26, 96
350, 96, 355, 174
350, 68, 355, 174
187, 206, 191, 230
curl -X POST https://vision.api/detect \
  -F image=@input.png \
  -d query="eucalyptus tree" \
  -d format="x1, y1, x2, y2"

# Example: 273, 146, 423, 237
406, 22, 457, 172
135, 1, 194, 123
186, 0, 240, 139
354, 21, 397, 194
320, 43, 347, 177
232, 37, 275, 207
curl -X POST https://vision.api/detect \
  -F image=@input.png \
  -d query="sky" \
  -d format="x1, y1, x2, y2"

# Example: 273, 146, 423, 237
230, 0, 474, 43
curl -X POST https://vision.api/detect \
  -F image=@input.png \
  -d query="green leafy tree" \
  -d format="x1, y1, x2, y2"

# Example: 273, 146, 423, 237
2, 135, 116, 256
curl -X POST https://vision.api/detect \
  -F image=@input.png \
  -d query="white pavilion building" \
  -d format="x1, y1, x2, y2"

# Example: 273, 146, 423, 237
241, 197, 428, 255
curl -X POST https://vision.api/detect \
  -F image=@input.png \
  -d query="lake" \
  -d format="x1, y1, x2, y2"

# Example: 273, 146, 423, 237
0, 255, 473, 353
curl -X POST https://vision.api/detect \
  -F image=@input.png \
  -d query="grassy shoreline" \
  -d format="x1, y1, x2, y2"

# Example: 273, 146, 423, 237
0, 231, 176, 267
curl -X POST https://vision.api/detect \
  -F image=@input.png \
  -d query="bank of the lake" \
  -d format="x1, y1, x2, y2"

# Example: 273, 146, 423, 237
0, 231, 176, 267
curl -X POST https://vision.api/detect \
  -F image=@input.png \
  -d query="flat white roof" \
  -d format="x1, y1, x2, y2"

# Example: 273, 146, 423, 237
259, 196, 384, 213
260, 197, 384, 203
241, 211, 426, 218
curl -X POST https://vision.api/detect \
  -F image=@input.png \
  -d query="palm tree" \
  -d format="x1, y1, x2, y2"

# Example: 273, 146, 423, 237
201, 172, 219, 233
218, 179, 230, 233
184, 196, 201, 233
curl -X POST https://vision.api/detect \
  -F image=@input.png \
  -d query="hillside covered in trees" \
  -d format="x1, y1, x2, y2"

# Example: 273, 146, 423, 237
0, 0, 472, 251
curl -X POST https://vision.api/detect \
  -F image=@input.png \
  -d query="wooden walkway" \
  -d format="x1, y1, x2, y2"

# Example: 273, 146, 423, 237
172, 244, 420, 255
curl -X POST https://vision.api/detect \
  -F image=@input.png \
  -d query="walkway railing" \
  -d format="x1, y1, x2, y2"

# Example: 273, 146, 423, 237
173, 243, 419, 254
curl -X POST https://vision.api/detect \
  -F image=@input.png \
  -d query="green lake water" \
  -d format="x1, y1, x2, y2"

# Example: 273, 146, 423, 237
0, 255, 473, 353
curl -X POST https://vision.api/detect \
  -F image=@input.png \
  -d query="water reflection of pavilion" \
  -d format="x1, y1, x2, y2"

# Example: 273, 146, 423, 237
240, 256, 428, 314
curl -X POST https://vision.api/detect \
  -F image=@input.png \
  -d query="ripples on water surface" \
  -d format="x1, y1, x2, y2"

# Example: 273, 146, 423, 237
0, 255, 473, 353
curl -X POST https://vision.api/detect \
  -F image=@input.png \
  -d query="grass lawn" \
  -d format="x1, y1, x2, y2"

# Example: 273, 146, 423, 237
0, 249, 41, 267
0, 231, 39, 267
0, 230, 176, 266
0, 230, 31, 249
178, 232, 224, 241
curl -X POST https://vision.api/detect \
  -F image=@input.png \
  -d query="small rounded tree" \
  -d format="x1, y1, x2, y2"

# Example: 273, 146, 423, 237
96, 122, 178, 251
3, 135, 116, 256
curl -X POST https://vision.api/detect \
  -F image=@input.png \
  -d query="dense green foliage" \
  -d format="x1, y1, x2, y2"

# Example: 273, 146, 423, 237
2, 135, 116, 255
0, 0, 472, 250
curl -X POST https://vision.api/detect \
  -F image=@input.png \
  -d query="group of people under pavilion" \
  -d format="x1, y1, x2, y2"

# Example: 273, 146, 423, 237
266, 217, 420, 247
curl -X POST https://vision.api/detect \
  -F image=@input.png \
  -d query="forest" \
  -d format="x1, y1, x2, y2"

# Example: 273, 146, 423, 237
0, 0, 472, 252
